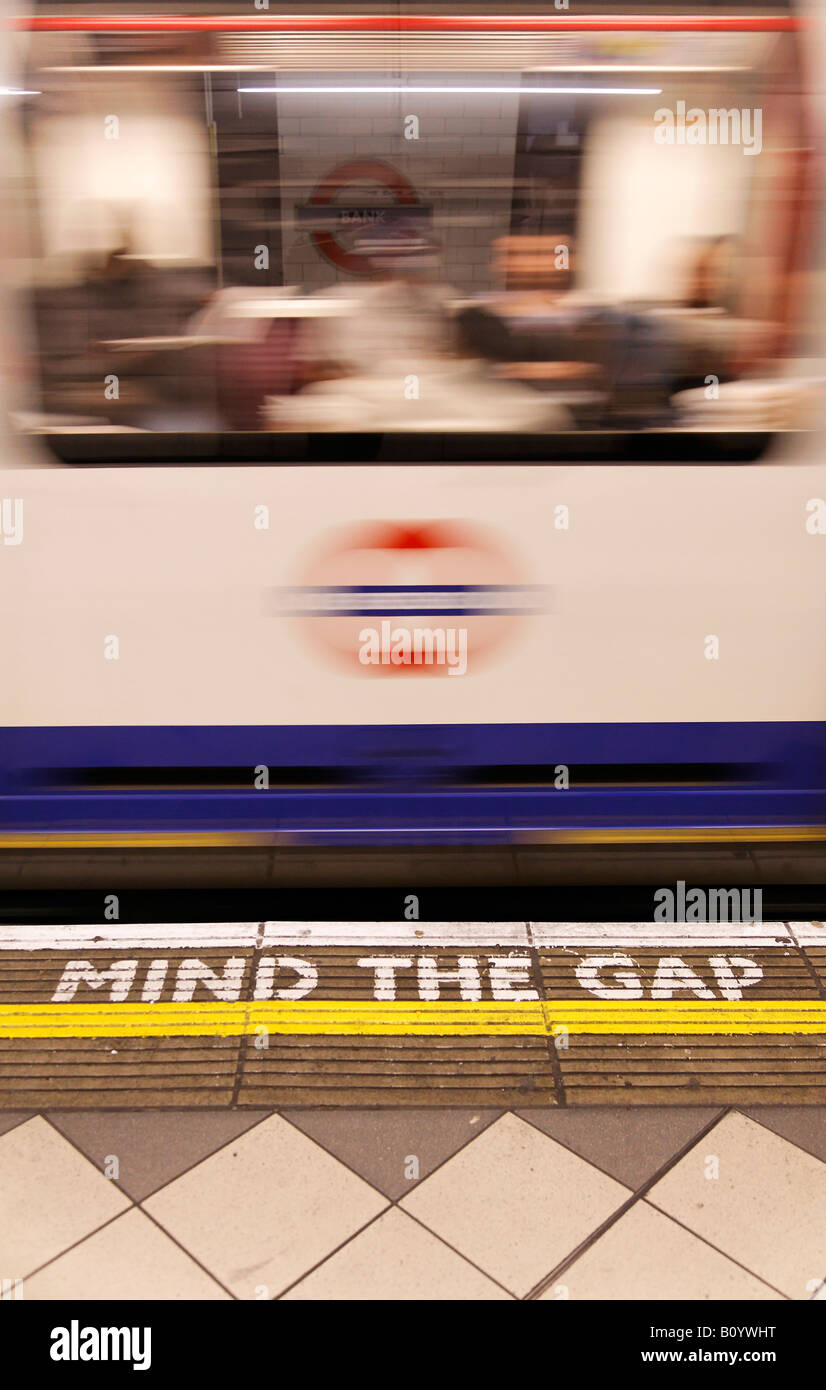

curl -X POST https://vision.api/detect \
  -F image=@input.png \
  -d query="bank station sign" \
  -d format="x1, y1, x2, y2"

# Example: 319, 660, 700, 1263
295, 158, 431, 273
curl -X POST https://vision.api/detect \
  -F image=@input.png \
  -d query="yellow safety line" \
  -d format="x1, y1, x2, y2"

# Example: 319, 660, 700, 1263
0, 833, 274, 848
1, 1000, 826, 1037
0, 826, 824, 849
535, 826, 826, 844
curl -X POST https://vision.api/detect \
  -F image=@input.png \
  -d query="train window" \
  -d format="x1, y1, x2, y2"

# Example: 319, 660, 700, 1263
2, 3, 818, 463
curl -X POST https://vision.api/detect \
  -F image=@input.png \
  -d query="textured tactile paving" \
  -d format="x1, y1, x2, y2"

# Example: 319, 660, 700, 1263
0, 924, 823, 1106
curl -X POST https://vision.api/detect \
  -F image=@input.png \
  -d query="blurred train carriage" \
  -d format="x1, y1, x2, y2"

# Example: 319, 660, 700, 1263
0, 3, 824, 858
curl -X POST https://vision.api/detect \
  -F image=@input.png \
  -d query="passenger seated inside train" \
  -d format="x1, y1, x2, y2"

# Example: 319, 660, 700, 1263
29, 226, 217, 431
645, 235, 746, 413
267, 230, 571, 433
453, 233, 810, 433
457, 234, 678, 429
656, 235, 813, 430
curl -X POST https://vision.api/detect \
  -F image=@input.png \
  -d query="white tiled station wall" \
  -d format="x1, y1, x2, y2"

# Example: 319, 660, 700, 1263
274, 77, 520, 293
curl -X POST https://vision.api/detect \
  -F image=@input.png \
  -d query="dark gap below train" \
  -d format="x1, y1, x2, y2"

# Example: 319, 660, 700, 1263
0, 855, 825, 899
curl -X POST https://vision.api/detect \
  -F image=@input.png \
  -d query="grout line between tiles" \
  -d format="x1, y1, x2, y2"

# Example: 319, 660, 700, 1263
638, 1202, 791, 1302
273, 1207, 391, 1299
135, 1204, 240, 1301
785, 922, 826, 1001
513, 1106, 725, 1195
524, 1105, 734, 1300
276, 1106, 504, 1203
275, 1109, 519, 1295
526, 920, 567, 1107
17, 1207, 133, 1288
33, 1114, 241, 1302
229, 925, 267, 1108
726, 1103, 826, 1174
42, 1107, 275, 1213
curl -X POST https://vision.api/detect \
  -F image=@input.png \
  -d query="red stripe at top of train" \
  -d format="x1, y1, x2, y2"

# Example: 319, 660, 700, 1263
7, 14, 804, 35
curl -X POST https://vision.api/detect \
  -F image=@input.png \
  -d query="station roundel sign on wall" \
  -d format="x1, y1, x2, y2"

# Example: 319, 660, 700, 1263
308, 159, 420, 274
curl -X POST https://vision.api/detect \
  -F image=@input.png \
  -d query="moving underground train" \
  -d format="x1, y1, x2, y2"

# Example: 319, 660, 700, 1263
0, 2, 824, 861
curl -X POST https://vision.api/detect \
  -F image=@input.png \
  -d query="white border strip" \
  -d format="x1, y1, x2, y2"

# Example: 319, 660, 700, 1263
0, 921, 529, 949
530, 921, 797, 947
788, 922, 826, 946
0, 923, 260, 950
0, 921, 813, 950
261, 921, 530, 946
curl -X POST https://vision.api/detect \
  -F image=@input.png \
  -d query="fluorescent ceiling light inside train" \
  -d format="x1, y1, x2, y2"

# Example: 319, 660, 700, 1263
237, 84, 663, 95
0, 88, 40, 96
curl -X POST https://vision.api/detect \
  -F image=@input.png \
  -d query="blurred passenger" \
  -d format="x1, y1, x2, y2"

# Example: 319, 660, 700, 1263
268, 230, 569, 432
459, 236, 599, 389
681, 235, 738, 313
188, 287, 301, 429
664, 236, 812, 428
297, 227, 457, 386
665, 235, 754, 393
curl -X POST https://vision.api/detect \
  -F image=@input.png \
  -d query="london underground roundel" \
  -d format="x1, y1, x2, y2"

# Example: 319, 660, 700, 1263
278, 519, 549, 678
307, 160, 420, 275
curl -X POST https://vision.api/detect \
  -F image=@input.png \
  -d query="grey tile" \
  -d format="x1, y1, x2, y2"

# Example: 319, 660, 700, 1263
46, 1110, 273, 1201
516, 1107, 723, 1188
0, 1112, 34, 1139
143, 1114, 387, 1299
740, 1107, 826, 1167
648, 1112, 826, 1299
283, 1208, 512, 1301
545, 1201, 781, 1302
24, 1209, 230, 1301
0, 1118, 130, 1278
281, 1108, 502, 1199
401, 1114, 629, 1297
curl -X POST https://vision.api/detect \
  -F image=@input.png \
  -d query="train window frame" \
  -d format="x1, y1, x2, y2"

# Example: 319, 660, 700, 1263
5, 3, 814, 467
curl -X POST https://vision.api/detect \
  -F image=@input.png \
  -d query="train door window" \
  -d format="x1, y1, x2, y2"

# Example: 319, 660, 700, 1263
3, 2, 816, 462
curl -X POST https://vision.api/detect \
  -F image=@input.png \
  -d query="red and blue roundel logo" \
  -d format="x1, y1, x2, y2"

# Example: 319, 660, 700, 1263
303, 160, 421, 275
277, 519, 549, 677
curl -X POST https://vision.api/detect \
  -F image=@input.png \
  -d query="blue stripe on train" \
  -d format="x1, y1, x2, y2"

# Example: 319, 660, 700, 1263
0, 721, 824, 770
0, 722, 823, 839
